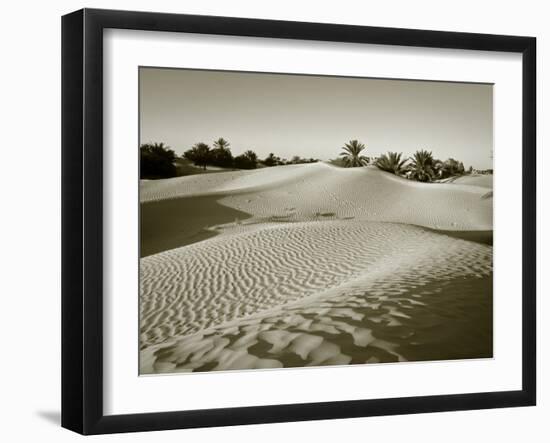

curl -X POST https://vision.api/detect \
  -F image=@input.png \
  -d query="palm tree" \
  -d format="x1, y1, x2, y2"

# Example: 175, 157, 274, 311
140, 142, 177, 179
375, 152, 408, 175
339, 140, 368, 167
140, 142, 175, 158
408, 149, 435, 182
211, 138, 233, 167
264, 153, 277, 167
213, 137, 231, 151
243, 150, 257, 164
184, 142, 211, 170
234, 150, 258, 169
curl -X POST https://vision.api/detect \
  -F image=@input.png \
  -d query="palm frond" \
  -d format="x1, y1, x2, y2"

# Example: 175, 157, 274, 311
408, 149, 435, 182
339, 140, 367, 167
375, 151, 408, 175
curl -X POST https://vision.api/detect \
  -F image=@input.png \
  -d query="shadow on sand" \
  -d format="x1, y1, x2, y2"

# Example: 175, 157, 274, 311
141, 194, 252, 257
425, 228, 493, 246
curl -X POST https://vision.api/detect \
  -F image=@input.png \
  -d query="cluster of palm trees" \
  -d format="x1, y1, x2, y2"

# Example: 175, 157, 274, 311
338, 140, 468, 182
378, 150, 467, 182
140, 142, 178, 179
184, 138, 319, 170
184, 138, 260, 170
263, 153, 318, 166
144, 137, 469, 183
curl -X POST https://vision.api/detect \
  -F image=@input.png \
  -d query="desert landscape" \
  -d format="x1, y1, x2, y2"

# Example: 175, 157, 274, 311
139, 162, 493, 374
138, 68, 493, 375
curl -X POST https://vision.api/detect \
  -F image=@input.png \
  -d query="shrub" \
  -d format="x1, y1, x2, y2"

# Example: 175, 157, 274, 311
434, 158, 465, 179
263, 153, 278, 167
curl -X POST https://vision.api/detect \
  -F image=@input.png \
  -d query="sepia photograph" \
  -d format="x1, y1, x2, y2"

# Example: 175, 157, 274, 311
138, 67, 493, 375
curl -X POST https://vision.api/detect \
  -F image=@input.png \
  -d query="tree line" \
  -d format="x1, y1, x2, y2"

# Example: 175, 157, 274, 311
140, 138, 318, 179
183, 138, 318, 170
140, 138, 480, 182
339, 139, 474, 182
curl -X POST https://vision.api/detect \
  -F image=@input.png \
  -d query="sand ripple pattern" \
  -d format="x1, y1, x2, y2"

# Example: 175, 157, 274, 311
140, 221, 492, 373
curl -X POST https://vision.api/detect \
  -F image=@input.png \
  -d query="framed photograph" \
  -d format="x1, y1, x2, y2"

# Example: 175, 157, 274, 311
61, 8, 536, 435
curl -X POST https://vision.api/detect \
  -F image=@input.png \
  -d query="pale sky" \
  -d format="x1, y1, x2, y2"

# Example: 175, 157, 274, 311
139, 67, 493, 169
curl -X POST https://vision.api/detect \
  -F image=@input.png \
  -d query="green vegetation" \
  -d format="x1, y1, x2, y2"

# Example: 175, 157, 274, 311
339, 140, 369, 167
375, 152, 408, 175
435, 158, 465, 179
263, 153, 278, 167
140, 142, 177, 179
184, 142, 211, 170
234, 150, 258, 169
146, 136, 306, 179
210, 138, 233, 168
371, 147, 475, 183
141, 135, 479, 184
213, 137, 230, 150
408, 149, 436, 182
182, 138, 307, 171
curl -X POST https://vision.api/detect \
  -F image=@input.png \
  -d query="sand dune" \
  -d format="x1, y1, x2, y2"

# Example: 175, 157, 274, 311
140, 163, 316, 202
141, 163, 492, 232
140, 163, 493, 374
443, 174, 493, 189
140, 221, 492, 374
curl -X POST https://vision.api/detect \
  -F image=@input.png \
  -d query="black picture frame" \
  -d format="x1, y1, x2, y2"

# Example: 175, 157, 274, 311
61, 8, 536, 435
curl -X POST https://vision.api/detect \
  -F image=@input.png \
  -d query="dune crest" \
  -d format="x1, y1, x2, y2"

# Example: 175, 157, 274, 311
141, 163, 492, 232
443, 174, 493, 189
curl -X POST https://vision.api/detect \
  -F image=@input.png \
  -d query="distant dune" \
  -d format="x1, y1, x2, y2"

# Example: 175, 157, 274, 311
142, 162, 492, 227
442, 173, 493, 189
140, 163, 493, 374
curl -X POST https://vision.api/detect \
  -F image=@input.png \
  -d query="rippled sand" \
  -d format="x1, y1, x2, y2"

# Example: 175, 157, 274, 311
140, 163, 493, 374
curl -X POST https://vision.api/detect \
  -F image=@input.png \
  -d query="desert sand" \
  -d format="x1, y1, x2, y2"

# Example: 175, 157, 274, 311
140, 163, 493, 374
141, 163, 492, 256
443, 173, 493, 189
